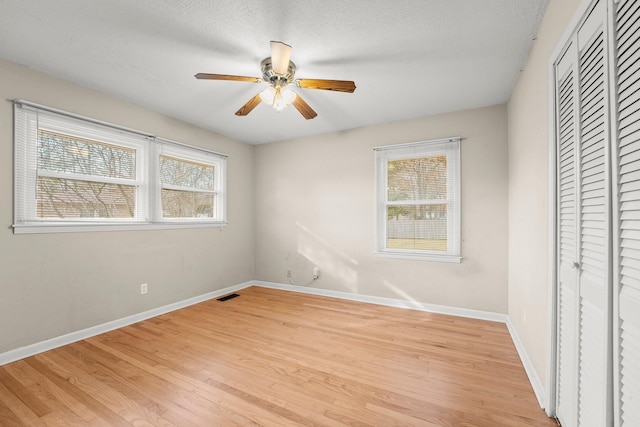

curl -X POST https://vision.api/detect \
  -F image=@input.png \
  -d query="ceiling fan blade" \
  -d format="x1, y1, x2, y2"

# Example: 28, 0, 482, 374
295, 79, 356, 93
235, 93, 263, 116
270, 41, 292, 74
195, 73, 262, 83
292, 95, 318, 120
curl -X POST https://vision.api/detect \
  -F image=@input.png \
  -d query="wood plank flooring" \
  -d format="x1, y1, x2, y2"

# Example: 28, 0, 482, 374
0, 286, 557, 426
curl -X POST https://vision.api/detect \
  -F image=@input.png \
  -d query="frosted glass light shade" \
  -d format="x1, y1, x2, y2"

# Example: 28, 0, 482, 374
282, 88, 296, 104
260, 87, 276, 105
260, 86, 296, 111
270, 41, 292, 74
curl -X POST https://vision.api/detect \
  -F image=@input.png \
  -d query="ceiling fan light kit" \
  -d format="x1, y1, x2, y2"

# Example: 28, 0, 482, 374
259, 86, 296, 112
259, 55, 297, 112
195, 41, 356, 120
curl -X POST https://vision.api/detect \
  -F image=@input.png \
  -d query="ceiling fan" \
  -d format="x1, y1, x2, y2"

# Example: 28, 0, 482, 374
195, 41, 356, 120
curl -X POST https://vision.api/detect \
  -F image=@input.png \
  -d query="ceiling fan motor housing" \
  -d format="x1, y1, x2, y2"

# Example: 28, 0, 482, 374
261, 57, 296, 87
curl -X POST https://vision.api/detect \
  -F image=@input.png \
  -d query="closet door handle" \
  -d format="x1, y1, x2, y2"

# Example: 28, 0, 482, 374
572, 262, 580, 270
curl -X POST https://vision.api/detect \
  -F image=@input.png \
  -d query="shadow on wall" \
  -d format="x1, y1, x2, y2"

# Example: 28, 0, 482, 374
293, 222, 423, 305
382, 279, 423, 307
294, 222, 359, 292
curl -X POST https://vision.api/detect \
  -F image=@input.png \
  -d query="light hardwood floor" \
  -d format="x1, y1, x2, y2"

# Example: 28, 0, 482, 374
0, 286, 557, 426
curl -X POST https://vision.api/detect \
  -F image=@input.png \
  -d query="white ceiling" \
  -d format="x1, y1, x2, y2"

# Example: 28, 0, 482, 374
0, 0, 548, 145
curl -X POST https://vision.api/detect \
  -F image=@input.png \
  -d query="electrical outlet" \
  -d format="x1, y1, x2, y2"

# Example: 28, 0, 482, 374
313, 267, 320, 279
287, 270, 292, 277
140, 283, 148, 294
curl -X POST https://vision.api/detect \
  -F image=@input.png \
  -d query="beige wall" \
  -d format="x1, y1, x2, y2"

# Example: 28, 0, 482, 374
0, 59, 255, 354
0, 2, 587, 401
507, 0, 581, 396
254, 105, 509, 313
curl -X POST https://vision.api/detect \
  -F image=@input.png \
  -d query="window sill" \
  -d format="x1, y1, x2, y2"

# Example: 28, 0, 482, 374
374, 251, 462, 263
12, 221, 228, 235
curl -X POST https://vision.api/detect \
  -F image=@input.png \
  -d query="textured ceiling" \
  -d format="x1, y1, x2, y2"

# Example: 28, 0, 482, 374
0, 0, 548, 144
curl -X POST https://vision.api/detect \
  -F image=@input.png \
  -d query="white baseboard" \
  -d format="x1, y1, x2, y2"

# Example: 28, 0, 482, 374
505, 317, 547, 410
0, 281, 253, 366
1, 279, 547, 414
252, 280, 508, 323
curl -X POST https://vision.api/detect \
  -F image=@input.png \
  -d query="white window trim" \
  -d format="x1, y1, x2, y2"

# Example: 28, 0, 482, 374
24, 109, 150, 224
153, 139, 227, 224
374, 137, 461, 263
13, 100, 228, 234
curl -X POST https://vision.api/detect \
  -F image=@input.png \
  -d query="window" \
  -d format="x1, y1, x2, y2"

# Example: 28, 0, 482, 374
157, 143, 224, 221
374, 137, 461, 262
13, 101, 227, 233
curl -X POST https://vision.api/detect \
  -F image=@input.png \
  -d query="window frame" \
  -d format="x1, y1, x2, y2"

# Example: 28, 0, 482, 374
13, 100, 228, 234
154, 140, 226, 223
374, 137, 461, 263
25, 110, 149, 224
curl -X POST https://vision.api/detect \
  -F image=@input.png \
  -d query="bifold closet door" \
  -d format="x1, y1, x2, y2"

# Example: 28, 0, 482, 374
612, 0, 640, 425
556, 36, 580, 427
555, 0, 612, 426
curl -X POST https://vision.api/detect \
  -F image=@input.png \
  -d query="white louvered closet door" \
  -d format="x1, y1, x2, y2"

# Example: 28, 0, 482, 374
576, 1, 612, 425
556, 39, 580, 427
555, 0, 613, 426
612, 0, 640, 425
